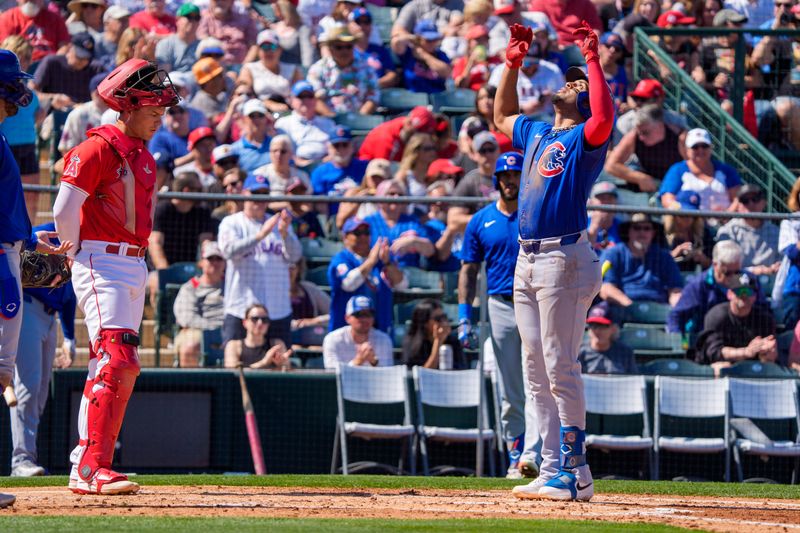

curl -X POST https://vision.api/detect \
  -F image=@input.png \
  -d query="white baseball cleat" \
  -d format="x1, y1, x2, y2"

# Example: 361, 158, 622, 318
538, 466, 594, 502
511, 475, 551, 499
518, 455, 539, 478
69, 465, 140, 495
11, 460, 45, 477
0, 493, 15, 509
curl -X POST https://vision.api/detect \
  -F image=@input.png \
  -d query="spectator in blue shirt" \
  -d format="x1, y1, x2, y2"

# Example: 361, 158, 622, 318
391, 19, 451, 94
349, 7, 399, 89
600, 213, 684, 307
149, 101, 192, 174
587, 181, 623, 252
310, 125, 368, 215
658, 128, 742, 213
327, 217, 406, 333
231, 98, 274, 173
363, 179, 436, 268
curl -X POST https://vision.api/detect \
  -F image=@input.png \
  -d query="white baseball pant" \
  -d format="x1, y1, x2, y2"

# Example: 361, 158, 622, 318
513, 236, 601, 479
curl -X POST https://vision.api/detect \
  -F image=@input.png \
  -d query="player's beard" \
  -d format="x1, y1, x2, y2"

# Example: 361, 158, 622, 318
551, 92, 565, 106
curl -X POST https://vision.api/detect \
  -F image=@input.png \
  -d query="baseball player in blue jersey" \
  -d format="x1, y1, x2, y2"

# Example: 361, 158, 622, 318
0, 50, 71, 508
459, 152, 541, 479
495, 22, 615, 501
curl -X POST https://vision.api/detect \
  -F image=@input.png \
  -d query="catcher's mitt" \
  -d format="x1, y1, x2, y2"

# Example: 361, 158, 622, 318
20, 251, 71, 289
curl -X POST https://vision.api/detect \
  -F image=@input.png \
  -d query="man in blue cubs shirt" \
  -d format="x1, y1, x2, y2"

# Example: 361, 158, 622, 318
599, 213, 684, 307
310, 125, 368, 216
459, 152, 540, 480
327, 217, 406, 334
494, 23, 615, 502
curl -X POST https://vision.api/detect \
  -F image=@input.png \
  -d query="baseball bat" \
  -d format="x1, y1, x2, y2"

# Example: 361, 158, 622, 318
3, 385, 17, 407
237, 365, 267, 475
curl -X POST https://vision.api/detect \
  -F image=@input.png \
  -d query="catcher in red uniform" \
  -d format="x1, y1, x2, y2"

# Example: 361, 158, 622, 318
53, 59, 179, 495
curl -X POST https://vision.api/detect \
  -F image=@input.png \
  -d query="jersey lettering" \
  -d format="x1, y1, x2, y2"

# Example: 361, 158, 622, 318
537, 142, 567, 178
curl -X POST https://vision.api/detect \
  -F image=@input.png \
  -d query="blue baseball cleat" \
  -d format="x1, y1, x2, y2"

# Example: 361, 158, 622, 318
538, 466, 594, 502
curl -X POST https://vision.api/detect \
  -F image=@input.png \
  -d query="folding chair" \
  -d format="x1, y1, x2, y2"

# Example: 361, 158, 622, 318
430, 89, 477, 115
332, 365, 416, 475
729, 378, 800, 483
583, 375, 654, 479
640, 358, 714, 377
719, 360, 795, 379
653, 376, 730, 481
619, 327, 684, 361
335, 112, 384, 136
379, 89, 430, 114
412, 367, 496, 476
622, 301, 672, 326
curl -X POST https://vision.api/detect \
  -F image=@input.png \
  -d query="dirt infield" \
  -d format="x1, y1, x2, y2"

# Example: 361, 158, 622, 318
5, 485, 800, 531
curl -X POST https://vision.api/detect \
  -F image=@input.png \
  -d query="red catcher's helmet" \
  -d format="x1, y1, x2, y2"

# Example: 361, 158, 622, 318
98, 58, 180, 112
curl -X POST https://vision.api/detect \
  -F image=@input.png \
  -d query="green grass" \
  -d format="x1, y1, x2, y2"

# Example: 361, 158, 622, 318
0, 517, 689, 533
1, 474, 798, 499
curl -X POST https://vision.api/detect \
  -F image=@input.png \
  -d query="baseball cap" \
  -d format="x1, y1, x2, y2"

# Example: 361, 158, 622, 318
713, 8, 747, 26
195, 37, 225, 59
465, 24, 489, 41
685, 128, 713, 148
68, 0, 106, 13
414, 20, 442, 41
212, 144, 238, 165
427, 158, 463, 178
365, 158, 391, 179
407, 106, 436, 133
322, 26, 357, 44
600, 32, 626, 51
629, 78, 664, 99
493, 0, 515, 15
657, 10, 695, 28
346, 295, 374, 316
494, 152, 523, 174
349, 7, 371, 22
590, 181, 618, 199
71, 32, 95, 60
565, 66, 588, 84
291, 80, 315, 97
242, 98, 268, 117
103, 4, 130, 22
243, 173, 271, 192
472, 130, 499, 152
257, 29, 279, 46
586, 302, 614, 326
729, 271, 759, 296
187, 126, 215, 150
737, 183, 764, 200
201, 240, 223, 260
674, 190, 701, 211
342, 217, 370, 234
192, 57, 223, 85
176, 2, 200, 17
168, 70, 193, 89
89, 72, 108, 93
330, 125, 353, 143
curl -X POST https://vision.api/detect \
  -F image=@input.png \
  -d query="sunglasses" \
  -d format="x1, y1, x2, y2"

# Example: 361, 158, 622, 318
333, 141, 351, 149
431, 313, 448, 323
260, 42, 280, 51
350, 228, 370, 236
332, 44, 354, 51
352, 311, 374, 319
478, 146, 498, 155
271, 148, 289, 155
217, 159, 238, 169
296, 92, 315, 99
691, 143, 711, 150
355, 17, 371, 25
720, 268, 742, 278
587, 322, 611, 329
224, 179, 241, 188
776, 1, 793, 8
248, 315, 270, 323
248, 112, 267, 120
184, 14, 201, 21
167, 107, 185, 115
630, 224, 654, 232
82, 3, 103, 9
207, 255, 225, 262
740, 194, 763, 205
732, 286, 755, 298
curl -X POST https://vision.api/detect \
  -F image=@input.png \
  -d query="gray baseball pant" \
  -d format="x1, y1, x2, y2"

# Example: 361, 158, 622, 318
513, 238, 601, 478
0, 242, 23, 390
10, 296, 58, 470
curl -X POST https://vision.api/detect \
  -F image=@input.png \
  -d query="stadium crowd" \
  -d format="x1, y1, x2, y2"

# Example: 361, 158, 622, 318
7, 0, 800, 478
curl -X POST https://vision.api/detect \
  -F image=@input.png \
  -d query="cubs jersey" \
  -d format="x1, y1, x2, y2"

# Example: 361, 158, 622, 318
461, 202, 519, 295
327, 249, 393, 334
513, 116, 609, 241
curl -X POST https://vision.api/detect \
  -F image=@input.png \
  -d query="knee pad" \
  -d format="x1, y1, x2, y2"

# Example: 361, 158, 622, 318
560, 426, 586, 469
79, 329, 140, 480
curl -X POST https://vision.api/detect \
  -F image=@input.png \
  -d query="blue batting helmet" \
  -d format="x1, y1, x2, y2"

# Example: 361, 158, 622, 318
493, 151, 523, 188
0, 50, 33, 109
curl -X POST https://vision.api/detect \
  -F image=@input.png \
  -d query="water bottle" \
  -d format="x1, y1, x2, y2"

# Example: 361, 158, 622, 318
439, 344, 453, 371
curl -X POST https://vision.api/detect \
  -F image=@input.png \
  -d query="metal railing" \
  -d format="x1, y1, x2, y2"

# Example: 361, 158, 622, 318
633, 27, 798, 213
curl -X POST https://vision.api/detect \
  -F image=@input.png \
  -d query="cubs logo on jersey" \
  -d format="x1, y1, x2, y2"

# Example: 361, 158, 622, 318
537, 142, 567, 178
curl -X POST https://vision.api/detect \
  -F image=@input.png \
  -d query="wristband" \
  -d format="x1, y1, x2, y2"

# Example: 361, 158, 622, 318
458, 303, 472, 322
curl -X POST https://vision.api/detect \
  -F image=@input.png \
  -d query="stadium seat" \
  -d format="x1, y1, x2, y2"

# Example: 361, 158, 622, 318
301, 237, 344, 268
728, 378, 800, 483
622, 301, 672, 326
616, 189, 652, 208
719, 360, 796, 379
412, 367, 496, 476
653, 376, 730, 481
441, 271, 459, 303
292, 325, 327, 347
200, 328, 224, 367
379, 88, 430, 114
155, 262, 200, 366
304, 356, 325, 369
395, 268, 443, 303
335, 112, 385, 136
758, 274, 776, 297
332, 365, 416, 475
583, 375, 654, 479
304, 265, 331, 291
430, 89, 477, 115
640, 358, 713, 377
366, 4, 396, 43
618, 327, 683, 361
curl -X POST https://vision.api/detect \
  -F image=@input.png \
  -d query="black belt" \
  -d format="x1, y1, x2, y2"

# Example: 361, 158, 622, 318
519, 232, 582, 255
497, 294, 514, 303
23, 293, 57, 315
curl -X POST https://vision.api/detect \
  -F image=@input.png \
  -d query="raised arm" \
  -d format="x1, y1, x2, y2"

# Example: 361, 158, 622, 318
493, 24, 532, 139
573, 21, 614, 148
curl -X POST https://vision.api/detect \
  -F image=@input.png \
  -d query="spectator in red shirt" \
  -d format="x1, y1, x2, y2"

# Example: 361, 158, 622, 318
197, 0, 258, 66
452, 24, 501, 91
526, 0, 602, 49
357, 105, 437, 162
0, 0, 70, 63
129, 0, 177, 36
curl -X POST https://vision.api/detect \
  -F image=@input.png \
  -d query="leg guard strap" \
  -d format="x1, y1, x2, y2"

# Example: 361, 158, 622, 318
559, 426, 586, 469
